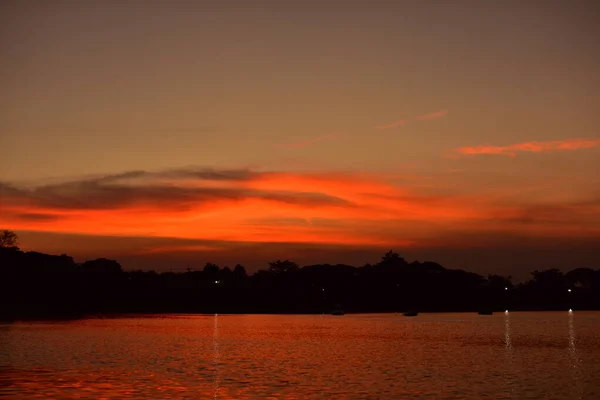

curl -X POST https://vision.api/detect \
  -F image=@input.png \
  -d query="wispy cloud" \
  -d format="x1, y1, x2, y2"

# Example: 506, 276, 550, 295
374, 109, 448, 130
374, 120, 407, 130
455, 138, 600, 157
416, 110, 448, 120
0, 172, 349, 212
274, 133, 342, 149
135, 244, 222, 254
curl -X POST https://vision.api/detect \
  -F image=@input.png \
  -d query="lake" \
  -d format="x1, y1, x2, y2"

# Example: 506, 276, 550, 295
1, 312, 599, 399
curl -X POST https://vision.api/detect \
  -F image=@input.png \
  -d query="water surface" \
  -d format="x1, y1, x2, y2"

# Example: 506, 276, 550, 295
1, 312, 599, 399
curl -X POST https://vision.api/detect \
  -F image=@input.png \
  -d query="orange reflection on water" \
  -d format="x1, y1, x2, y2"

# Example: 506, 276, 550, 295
2, 314, 600, 399
213, 314, 220, 400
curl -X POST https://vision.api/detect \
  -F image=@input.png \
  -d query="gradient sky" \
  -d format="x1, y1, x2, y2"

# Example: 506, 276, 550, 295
1, 1, 599, 278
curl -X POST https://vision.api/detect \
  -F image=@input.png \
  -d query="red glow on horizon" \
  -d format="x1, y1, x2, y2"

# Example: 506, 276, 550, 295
2, 169, 599, 254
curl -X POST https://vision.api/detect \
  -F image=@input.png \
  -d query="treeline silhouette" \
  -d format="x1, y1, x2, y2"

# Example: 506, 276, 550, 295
1, 235, 599, 319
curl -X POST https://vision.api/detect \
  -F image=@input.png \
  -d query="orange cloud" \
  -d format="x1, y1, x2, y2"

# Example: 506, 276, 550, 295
274, 133, 342, 148
416, 110, 448, 120
2, 167, 599, 254
374, 120, 407, 130
455, 138, 600, 157
375, 109, 447, 130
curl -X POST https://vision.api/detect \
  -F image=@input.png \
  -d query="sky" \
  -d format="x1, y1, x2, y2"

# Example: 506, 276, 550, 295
1, 1, 599, 278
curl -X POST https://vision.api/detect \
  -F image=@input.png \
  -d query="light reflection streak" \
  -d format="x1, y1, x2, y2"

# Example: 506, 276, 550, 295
568, 311, 582, 399
504, 311, 514, 398
504, 313, 512, 350
213, 314, 220, 399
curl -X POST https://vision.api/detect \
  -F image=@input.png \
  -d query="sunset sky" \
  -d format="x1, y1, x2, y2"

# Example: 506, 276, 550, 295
1, 1, 599, 278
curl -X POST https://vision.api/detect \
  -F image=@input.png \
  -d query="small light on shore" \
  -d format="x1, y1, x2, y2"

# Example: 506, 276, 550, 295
505, 287, 508, 290
569, 309, 573, 313
568, 289, 572, 292
505, 310, 509, 314
214, 280, 219, 284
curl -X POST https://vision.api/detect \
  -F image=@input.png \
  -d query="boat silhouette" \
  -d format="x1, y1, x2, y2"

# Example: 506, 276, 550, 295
331, 304, 344, 315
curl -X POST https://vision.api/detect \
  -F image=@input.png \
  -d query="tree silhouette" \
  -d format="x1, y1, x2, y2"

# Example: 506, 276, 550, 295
203, 262, 220, 282
268, 260, 299, 275
1, 237, 599, 318
530, 269, 565, 290
565, 268, 595, 288
233, 264, 247, 278
0, 230, 18, 249
380, 250, 405, 265
218, 266, 233, 282
81, 258, 123, 274
487, 274, 513, 290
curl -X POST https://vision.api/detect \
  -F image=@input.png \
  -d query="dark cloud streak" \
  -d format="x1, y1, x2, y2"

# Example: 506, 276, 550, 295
14, 213, 62, 222
0, 167, 350, 211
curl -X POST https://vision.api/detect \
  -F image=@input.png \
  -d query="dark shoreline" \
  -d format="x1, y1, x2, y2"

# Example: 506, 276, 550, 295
3, 308, 598, 323
2, 247, 599, 321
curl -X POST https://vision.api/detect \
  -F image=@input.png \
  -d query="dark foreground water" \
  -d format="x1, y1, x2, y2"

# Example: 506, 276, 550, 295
1, 312, 599, 399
